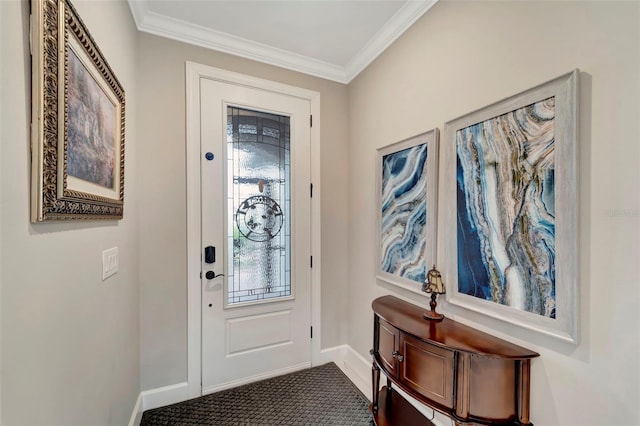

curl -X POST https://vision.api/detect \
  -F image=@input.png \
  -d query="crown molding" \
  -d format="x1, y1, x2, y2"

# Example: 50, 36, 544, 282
127, 0, 438, 84
345, 0, 438, 82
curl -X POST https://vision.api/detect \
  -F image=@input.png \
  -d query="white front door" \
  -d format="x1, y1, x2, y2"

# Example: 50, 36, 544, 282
199, 76, 312, 393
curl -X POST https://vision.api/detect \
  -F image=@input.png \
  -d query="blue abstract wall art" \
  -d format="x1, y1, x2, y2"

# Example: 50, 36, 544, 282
380, 144, 428, 283
456, 98, 556, 318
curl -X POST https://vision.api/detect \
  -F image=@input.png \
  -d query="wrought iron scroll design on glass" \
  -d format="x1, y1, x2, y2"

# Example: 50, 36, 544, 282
226, 107, 291, 305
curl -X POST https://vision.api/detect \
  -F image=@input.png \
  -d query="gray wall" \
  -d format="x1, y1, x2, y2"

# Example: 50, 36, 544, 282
2, 0, 638, 424
347, 1, 639, 425
0, 0, 140, 424
137, 33, 349, 390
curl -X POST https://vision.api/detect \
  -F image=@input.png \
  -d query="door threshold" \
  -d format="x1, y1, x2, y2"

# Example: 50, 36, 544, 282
202, 361, 312, 395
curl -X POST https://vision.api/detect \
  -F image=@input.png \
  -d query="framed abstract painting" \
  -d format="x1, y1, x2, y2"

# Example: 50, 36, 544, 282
376, 129, 439, 294
31, 0, 125, 221
444, 70, 579, 343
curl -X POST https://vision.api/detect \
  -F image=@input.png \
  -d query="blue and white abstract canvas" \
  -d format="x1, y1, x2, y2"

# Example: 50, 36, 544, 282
380, 144, 428, 283
456, 98, 556, 318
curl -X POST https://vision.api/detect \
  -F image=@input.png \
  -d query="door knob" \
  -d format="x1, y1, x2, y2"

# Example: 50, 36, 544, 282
205, 271, 224, 279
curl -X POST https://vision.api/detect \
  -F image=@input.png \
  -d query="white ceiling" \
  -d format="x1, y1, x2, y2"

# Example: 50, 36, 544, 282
127, 0, 438, 83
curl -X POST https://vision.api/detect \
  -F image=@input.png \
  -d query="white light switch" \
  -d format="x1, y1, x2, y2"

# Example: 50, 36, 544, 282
102, 247, 119, 281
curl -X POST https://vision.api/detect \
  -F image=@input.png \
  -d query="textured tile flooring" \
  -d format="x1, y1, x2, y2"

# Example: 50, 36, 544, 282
140, 363, 373, 425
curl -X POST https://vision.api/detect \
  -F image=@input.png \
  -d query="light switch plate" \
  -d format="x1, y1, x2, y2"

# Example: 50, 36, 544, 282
102, 247, 119, 281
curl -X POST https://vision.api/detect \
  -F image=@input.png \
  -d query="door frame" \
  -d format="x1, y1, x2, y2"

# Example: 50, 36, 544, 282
185, 61, 322, 398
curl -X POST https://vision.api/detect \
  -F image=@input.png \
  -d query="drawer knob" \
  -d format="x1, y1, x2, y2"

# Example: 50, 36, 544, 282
392, 351, 404, 362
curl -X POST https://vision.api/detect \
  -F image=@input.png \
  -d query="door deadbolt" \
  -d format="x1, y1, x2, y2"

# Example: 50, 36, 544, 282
204, 246, 215, 264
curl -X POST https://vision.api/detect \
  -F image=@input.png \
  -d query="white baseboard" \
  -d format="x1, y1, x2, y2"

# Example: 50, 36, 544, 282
342, 345, 373, 397
133, 345, 450, 426
317, 343, 348, 365
312, 344, 371, 400
128, 393, 142, 426
141, 381, 190, 411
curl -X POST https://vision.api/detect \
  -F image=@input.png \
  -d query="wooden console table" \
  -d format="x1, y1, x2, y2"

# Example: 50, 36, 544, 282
370, 295, 539, 425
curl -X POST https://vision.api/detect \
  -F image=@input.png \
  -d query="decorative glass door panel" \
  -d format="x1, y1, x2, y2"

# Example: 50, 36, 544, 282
226, 107, 291, 306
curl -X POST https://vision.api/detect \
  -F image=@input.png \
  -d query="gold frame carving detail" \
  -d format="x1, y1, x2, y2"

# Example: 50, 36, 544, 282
31, 0, 125, 221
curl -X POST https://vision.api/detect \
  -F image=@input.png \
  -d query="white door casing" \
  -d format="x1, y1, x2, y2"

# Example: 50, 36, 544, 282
186, 62, 322, 398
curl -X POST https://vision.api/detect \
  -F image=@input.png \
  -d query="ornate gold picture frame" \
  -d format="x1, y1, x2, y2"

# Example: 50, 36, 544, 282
31, 0, 125, 221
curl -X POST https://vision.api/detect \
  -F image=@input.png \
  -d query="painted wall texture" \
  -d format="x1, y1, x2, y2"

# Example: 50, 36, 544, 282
347, 1, 639, 425
1, 0, 638, 424
1, 0, 140, 424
